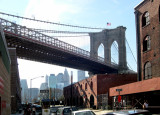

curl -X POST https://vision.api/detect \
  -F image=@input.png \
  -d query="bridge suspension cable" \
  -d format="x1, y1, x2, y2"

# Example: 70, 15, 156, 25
28, 28, 92, 34
0, 11, 105, 30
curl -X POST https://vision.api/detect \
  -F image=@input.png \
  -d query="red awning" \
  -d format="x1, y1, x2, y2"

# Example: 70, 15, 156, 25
110, 77, 160, 96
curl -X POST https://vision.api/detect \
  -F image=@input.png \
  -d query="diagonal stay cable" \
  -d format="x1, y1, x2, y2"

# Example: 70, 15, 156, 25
126, 39, 137, 63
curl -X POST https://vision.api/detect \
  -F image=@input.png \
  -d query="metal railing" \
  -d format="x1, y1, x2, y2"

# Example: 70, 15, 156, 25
0, 18, 118, 68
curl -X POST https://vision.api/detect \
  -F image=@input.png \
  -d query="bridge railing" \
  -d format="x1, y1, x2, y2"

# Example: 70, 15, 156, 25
0, 18, 118, 68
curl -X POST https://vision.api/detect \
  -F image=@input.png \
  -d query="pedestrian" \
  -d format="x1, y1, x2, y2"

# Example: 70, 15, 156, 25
32, 106, 36, 115
24, 105, 31, 115
143, 100, 148, 110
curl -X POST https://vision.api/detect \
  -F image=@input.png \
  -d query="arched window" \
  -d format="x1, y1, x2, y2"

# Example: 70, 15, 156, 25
80, 84, 82, 89
90, 81, 93, 90
144, 61, 152, 80
142, 11, 150, 27
85, 83, 87, 90
143, 35, 151, 52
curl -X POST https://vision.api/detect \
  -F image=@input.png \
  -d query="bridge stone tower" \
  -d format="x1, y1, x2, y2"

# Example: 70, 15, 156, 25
89, 26, 128, 73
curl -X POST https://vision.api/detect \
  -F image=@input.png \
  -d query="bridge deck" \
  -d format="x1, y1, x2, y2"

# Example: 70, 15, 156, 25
0, 18, 118, 74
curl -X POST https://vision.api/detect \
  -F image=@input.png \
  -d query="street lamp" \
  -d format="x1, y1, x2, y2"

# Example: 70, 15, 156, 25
30, 76, 44, 103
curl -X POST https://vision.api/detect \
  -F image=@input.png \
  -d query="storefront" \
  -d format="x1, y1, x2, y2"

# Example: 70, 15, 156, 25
110, 78, 160, 113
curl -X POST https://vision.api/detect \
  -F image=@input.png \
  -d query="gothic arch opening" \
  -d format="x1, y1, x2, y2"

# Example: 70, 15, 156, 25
111, 41, 119, 64
76, 96, 78, 106
79, 96, 83, 106
98, 43, 104, 61
90, 95, 94, 108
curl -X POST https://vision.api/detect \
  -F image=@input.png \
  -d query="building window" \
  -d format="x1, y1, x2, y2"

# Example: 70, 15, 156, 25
143, 35, 151, 52
90, 81, 93, 90
144, 61, 152, 80
85, 83, 87, 90
142, 11, 150, 27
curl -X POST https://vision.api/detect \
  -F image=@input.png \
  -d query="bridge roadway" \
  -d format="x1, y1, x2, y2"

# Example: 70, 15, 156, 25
0, 18, 118, 74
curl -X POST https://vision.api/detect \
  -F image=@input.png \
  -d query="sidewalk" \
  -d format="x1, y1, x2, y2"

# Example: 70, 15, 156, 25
92, 109, 113, 115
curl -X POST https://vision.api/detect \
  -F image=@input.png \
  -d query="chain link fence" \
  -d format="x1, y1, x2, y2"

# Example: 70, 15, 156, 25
97, 93, 109, 110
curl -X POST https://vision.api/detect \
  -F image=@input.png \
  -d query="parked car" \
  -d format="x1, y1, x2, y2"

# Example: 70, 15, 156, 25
71, 110, 96, 115
56, 106, 78, 115
34, 105, 42, 115
103, 109, 152, 115
50, 107, 59, 115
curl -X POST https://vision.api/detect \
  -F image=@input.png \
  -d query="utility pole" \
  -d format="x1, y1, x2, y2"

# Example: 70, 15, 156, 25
49, 88, 51, 106
71, 71, 73, 109
54, 88, 55, 106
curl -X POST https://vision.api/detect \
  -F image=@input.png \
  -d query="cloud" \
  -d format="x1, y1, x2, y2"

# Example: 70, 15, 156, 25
21, 0, 92, 51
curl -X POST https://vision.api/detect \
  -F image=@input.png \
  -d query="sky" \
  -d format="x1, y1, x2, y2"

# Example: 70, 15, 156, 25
0, 0, 142, 88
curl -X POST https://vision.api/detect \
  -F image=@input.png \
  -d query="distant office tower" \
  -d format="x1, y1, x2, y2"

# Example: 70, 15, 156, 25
77, 70, 86, 82
29, 88, 39, 103
45, 75, 49, 84
57, 73, 63, 83
39, 83, 49, 100
49, 74, 57, 88
56, 83, 64, 90
40, 83, 49, 90
20, 79, 29, 104
63, 68, 70, 87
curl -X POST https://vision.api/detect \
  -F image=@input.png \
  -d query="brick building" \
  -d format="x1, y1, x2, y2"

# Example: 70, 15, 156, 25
110, 0, 160, 113
64, 74, 137, 109
9, 48, 21, 113
0, 24, 11, 115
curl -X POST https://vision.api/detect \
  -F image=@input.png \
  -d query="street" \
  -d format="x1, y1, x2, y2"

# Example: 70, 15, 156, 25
10, 109, 113, 115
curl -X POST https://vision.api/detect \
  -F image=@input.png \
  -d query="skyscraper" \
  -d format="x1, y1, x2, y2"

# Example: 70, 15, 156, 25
20, 79, 29, 104
39, 83, 49, 100
57, 73, 63, 83
45, 75, 49, 84
77, 70, 86, 82
30, 88, 39, 103
48, 74, 57, 88
63, 68, 70, 87
56, 83, 64, 90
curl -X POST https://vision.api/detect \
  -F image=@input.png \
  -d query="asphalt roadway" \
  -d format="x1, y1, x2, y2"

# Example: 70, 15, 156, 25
11, 109, 113, 115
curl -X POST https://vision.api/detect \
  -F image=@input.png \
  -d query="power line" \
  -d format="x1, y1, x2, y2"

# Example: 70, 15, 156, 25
0, 12, 105, 30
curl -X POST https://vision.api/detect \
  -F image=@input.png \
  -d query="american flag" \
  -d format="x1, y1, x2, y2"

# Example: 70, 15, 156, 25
107, 22, 111, 26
